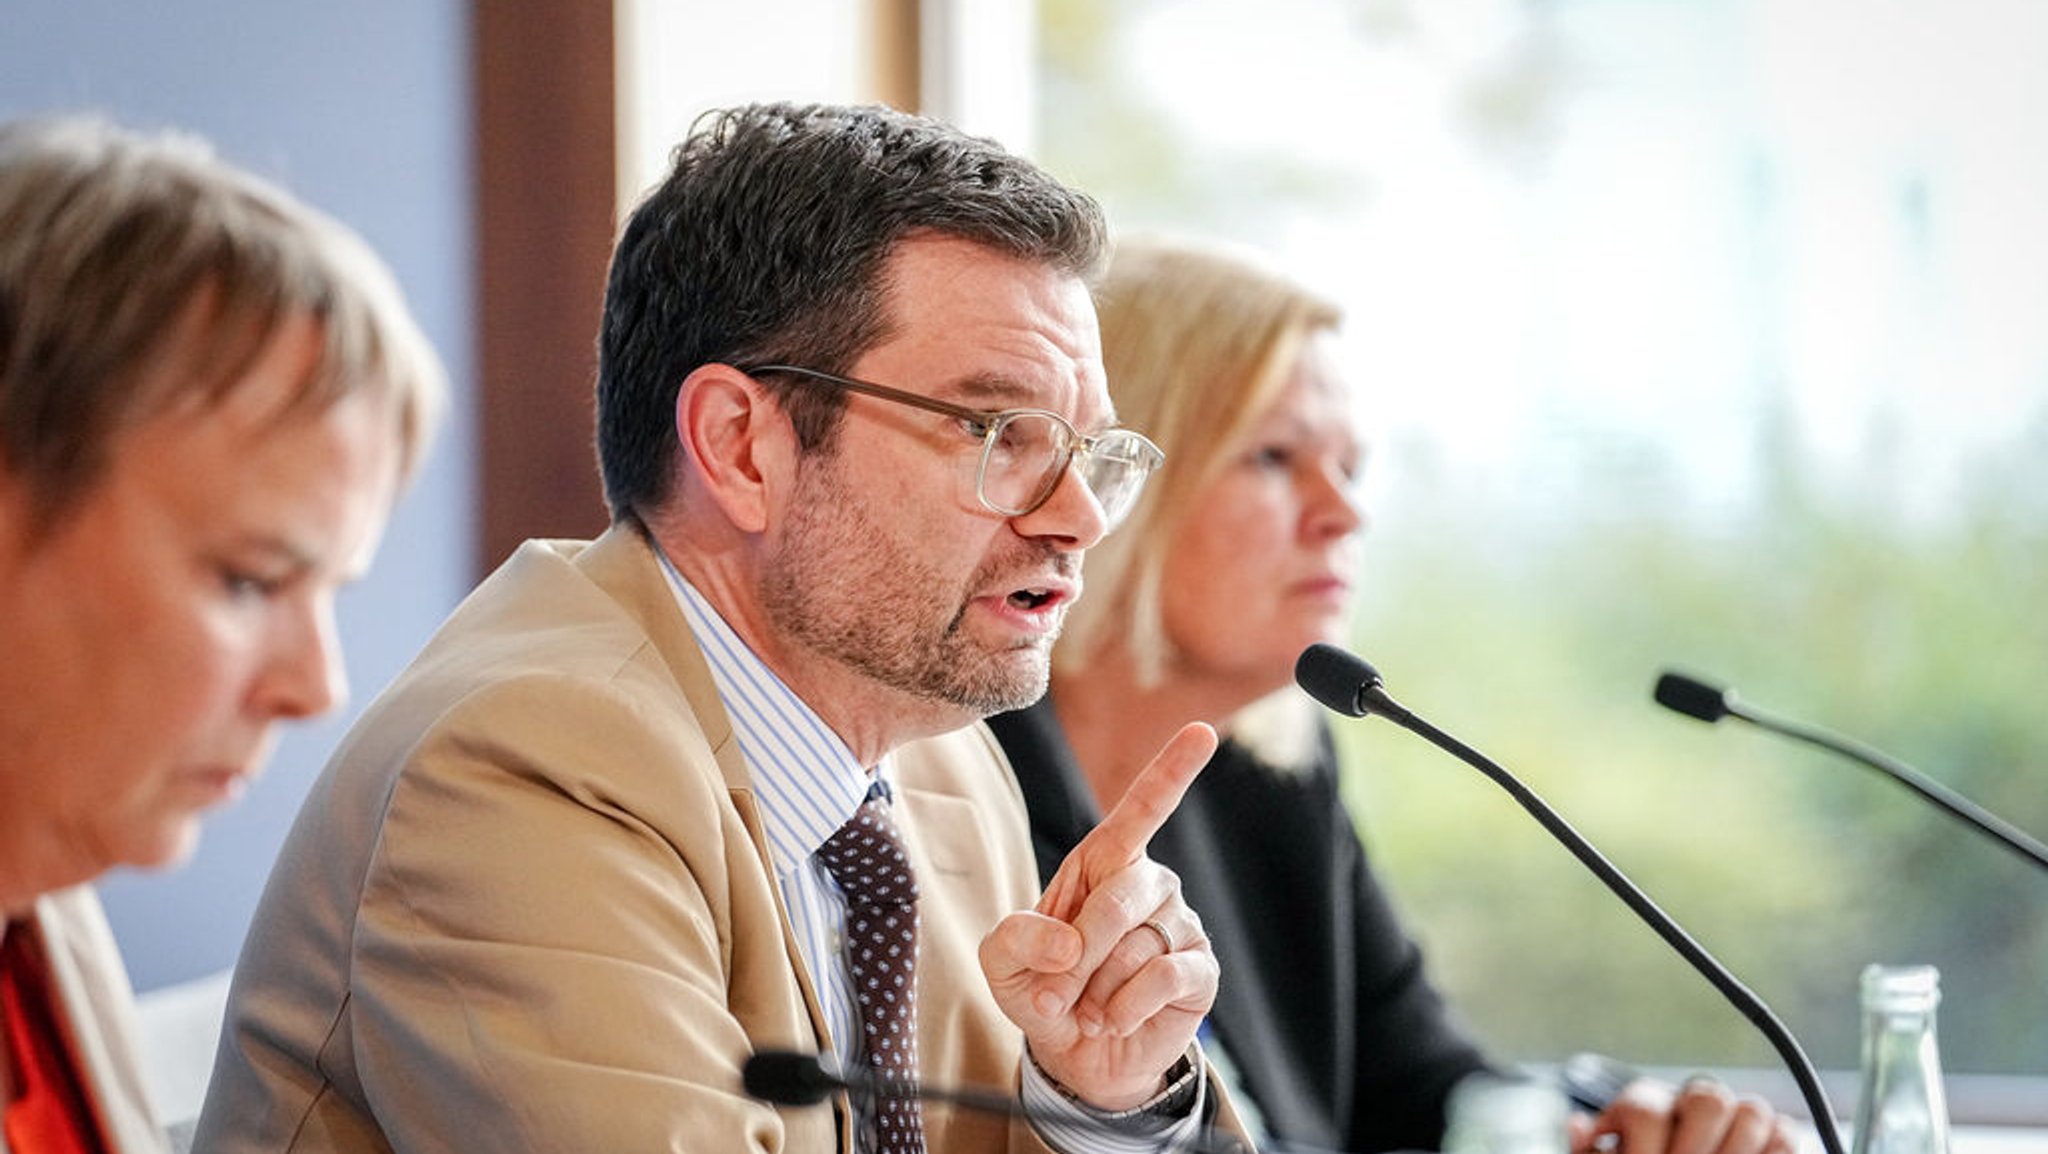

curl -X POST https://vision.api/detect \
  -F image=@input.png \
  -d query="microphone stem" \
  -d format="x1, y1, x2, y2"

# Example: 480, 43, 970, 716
1392, 710, 1848, 1154
1735, 704, 2048, 873
868, 1077, 1023, 1119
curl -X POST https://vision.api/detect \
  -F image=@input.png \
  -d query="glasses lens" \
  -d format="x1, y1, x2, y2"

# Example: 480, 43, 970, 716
978, 411, 1068, 515
1077, 431, 1162, 528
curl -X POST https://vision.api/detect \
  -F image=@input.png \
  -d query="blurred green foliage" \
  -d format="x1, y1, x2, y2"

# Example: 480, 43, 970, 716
1345, 416, 2048, 1074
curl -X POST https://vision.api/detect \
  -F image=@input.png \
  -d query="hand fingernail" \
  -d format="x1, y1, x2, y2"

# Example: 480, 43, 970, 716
1034, 989, 1065, 1018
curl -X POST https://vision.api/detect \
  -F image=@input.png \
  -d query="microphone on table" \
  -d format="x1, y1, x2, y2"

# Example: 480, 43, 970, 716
1294, 643, 1849, 1154
1654, 670, 2048, 874
742, 1050, 1263, 1154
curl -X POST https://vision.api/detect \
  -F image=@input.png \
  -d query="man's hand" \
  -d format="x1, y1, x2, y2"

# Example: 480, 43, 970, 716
979, 722, 1220, 1111
1574, 1077, 1800, 1154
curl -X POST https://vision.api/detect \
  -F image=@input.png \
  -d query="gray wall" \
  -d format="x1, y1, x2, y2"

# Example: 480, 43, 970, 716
0, 0, 477, 991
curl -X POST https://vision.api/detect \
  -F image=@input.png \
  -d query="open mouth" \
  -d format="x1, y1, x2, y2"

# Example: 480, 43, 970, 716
1008, 587, 1056, 611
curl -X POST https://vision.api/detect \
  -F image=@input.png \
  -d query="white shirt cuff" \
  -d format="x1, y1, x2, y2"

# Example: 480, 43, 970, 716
1018, 1045, 1208, 1154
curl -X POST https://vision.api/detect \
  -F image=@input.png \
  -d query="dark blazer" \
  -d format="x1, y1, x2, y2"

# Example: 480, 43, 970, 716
989, 699, 1495, 1154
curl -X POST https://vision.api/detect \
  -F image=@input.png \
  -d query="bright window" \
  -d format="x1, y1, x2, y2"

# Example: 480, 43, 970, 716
1037, 0, 2048, 1125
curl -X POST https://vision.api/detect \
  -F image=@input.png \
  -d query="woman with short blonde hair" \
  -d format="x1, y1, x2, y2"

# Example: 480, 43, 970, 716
0, 115, 443, 1153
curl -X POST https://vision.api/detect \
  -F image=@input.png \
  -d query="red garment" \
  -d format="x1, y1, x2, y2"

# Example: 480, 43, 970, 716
1, 921, 111, 1154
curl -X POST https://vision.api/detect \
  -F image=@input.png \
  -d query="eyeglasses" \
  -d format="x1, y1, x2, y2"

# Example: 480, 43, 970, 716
745, 364, 1164, 530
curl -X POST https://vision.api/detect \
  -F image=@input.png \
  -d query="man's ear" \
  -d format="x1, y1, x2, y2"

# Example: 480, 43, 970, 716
673, 364, 795, 534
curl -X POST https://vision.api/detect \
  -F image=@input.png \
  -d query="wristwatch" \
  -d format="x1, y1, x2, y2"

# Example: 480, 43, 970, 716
1139, 1049, 1201, 1118
1036, 1045, 1203, 1121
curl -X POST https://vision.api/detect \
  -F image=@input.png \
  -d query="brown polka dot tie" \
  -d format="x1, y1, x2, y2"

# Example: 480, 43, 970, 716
818, 781, 925, 1154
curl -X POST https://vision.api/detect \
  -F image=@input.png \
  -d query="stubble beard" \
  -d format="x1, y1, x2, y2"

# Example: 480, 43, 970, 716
761, 459, 1064, 717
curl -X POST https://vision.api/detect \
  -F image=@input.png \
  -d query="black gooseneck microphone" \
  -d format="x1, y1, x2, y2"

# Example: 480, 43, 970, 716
1294, 643, 1848, 1154
1654, 670, 2048, 873
742, 1050, 1264, 1154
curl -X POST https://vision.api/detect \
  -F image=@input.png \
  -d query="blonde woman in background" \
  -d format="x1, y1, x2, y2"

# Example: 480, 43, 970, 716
0, 115, 443, 1153
988, 234, 1796, 1154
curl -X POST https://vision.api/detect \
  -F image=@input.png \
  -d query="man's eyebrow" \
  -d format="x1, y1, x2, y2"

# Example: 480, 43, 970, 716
941, 374, 1120, 429
939, 374, 1039, 408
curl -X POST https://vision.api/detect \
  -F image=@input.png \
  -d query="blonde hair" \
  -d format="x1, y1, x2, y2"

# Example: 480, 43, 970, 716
1059, 233, 1342, 689
0, 115, 445, 532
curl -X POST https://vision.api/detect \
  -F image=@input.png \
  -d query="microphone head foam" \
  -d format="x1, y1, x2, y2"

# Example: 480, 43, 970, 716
1653, 671, 1732, 722
1295, 642, 1380, 717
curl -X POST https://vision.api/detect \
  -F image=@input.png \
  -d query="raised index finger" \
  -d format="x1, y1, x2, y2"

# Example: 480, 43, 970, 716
1091, 721, 1217, 865
1080, 720, 1218, 863
1035, 721, 1217, 924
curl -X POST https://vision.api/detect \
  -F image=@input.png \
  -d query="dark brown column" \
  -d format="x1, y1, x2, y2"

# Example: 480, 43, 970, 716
474, 0, 617, 575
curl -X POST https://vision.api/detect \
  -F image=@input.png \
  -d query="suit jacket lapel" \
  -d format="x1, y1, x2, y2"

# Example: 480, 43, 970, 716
570, 523, 842, 1106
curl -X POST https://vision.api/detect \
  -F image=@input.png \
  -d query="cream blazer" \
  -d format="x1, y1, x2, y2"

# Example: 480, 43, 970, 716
1, 886, 170, 1154
192, 526, 1086, 1153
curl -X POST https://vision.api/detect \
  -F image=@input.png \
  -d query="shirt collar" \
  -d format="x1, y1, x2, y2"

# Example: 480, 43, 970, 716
655, 550, 880, 877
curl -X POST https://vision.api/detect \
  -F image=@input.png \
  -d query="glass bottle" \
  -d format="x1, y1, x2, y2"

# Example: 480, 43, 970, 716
1849, 964, 1951, 1154
1441, 1072, 1570, 1154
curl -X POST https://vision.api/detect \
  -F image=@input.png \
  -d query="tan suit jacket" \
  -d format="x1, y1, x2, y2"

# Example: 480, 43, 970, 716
2, 886, 170, 1154
191, 526, 1067, 1153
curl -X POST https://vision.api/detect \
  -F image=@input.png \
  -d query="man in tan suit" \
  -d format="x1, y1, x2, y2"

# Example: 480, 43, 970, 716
196, 103, 1234, 1153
